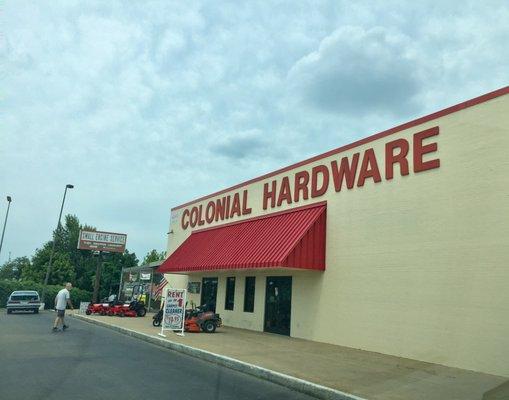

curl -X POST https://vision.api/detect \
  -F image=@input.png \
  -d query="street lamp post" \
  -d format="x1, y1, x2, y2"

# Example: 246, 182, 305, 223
41, 184, 74, 304
0, 196, 12, 260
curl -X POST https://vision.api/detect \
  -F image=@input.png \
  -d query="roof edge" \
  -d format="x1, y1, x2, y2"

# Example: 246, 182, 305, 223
172, 85, 509, 211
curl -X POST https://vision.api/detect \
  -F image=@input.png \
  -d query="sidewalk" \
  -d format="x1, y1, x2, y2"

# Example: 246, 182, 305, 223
72, 312, 507, 400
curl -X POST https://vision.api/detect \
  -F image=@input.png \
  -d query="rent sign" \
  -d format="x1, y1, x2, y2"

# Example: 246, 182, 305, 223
160, 288, 187, 336
78, 230, 127, 253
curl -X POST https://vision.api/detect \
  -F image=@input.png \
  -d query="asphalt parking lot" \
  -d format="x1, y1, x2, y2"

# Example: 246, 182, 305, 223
0, 310, 317, 400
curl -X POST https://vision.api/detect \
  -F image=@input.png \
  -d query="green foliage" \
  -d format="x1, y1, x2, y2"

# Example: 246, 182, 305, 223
20, 244, 49, 283
142, 249, 165, 265
1, 213, 140, 299
24, 243, 75, 285
131, 249, 164, 305
0, 257, 31, 280
51, 253, 76, 285
98, 249, 139, 300
0, 279, 92, 309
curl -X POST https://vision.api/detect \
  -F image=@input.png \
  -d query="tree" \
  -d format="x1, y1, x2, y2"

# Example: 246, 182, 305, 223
142, 249, 166, 265
26, 242, 75, 285
0, 257, 31, 280
98, 249, 139, 300
14, 213, 140, 297
21, 244, 50, 283
61, 215, 96, 291
49, 253, 76, 285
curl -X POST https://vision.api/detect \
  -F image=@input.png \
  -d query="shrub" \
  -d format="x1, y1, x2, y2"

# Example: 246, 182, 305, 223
0, 279, 92, 309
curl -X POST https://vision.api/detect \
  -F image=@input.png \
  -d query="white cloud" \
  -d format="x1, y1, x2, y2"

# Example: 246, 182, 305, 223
0, 0, 507, 264
288, 26, 420, 116
156, 30, 187, 63
211, 129, 270, 160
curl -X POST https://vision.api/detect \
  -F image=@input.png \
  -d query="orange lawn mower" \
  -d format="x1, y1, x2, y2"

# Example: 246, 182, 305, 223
153, 303, 222, 333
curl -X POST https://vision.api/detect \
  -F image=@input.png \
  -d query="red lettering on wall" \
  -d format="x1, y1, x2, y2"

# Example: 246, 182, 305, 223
230, 193, 241, 218
181, 209, 190, 230
294, 171, 309, 202
225, 195, 231, 219
357, 148, 382, 187
311, 165, 329, 198
331, 153, 359, 192
189, 207, 199, 228
241, 190, 252, 215
263, 181, 277, 210
215, 197, 225, 221
385, 139, 409, 180
414, 127, 440, 172
178, 126, 441, 229
277, 177, 293, 206
197, 205, 205, 226
205, 201, 215, 224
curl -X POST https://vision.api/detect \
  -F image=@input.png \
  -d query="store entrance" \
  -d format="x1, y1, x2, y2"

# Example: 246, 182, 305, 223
264, 276, 292, 336
201, 277, 218, 312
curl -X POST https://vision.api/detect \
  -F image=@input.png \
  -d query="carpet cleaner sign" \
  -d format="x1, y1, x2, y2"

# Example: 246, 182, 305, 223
78, 230, 127, 253
162, 288, 186, 330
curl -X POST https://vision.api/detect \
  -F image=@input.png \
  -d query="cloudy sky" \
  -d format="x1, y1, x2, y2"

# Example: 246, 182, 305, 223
1, 0, 507, 264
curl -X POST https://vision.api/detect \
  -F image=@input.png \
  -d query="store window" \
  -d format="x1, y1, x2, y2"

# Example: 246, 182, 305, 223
244, 277, 256, 312
224, 277, 235, 310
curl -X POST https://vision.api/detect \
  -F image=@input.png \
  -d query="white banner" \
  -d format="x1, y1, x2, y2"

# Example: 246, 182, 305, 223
159, 288, 186, 337
79, 302, 90, 314
140, 272, 151, 281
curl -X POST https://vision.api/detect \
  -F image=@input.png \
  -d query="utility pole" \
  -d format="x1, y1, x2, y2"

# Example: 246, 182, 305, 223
117, 267, 124, 301
41, 184, 74, 304
0, 196, 12, 261
148, 268, 154, 312
92, 252, 103, 303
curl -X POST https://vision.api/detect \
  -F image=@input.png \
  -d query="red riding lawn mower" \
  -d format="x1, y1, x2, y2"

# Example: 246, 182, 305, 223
153, 303, 222, 333
85, 302, 111, 316
86, 298, 146, 318
108, 299, 147, 317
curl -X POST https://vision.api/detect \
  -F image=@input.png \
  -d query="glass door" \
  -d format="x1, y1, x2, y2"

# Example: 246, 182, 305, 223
264, 276, 292, 336
201, 277, 218, 312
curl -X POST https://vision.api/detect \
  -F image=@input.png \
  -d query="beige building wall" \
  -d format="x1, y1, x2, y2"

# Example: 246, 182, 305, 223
188, 271, 266, 331
165, 93, 509, 377
180, 269, 319, 332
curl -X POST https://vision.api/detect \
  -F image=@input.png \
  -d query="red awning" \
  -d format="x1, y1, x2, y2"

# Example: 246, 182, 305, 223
158, 203, 326, 273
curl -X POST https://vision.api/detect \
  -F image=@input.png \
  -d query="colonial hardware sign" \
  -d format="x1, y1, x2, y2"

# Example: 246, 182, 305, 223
178, 126, 441, 230
159, 288, 187, 337
78, 230, 127, 253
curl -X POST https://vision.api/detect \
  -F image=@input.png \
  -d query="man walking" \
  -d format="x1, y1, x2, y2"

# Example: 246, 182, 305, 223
52, 282, 74, 332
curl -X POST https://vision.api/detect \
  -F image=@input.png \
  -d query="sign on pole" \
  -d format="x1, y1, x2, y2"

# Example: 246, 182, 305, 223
158, 288, 187, 337
78, 230, 127, 253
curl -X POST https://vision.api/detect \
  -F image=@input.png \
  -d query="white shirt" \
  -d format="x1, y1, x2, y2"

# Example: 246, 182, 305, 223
55, 288, 70, 310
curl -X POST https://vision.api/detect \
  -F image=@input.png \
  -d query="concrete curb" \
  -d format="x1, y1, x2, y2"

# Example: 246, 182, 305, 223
72, 314, 366, 400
